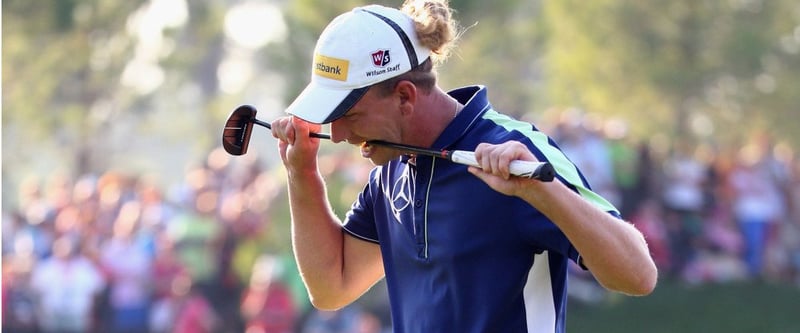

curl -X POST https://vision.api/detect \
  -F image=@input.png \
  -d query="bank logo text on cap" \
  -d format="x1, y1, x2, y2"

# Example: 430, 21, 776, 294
314, 54, 349, 81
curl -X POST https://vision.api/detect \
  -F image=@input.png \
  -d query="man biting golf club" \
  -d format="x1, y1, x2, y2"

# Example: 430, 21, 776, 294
268, 1, 657, 332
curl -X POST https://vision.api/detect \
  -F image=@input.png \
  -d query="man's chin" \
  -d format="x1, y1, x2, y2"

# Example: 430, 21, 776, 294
362, 146, 400, 166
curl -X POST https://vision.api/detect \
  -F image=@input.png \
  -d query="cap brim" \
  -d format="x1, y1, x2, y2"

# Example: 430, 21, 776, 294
286, 82, 370, 124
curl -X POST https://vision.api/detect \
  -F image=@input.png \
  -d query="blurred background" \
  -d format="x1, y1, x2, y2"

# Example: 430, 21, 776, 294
3, 0, 800, 332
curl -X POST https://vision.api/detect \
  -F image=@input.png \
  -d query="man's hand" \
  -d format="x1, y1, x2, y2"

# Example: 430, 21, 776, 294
467, 141, 546, 197
271, 116, 323, 173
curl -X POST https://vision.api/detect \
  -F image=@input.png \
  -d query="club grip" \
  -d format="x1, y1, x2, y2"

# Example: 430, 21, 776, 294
449, 151, 556, 182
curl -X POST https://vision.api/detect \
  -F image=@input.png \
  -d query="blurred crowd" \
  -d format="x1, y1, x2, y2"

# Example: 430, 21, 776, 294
2, 147, 387, 333
3, 111, 800, 333
544, 110, 800, 290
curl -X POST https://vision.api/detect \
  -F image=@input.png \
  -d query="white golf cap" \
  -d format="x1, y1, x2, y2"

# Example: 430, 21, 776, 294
285, 5, 432, 124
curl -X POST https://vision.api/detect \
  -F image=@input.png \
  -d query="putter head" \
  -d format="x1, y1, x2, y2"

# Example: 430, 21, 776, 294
222, 105, 257, 156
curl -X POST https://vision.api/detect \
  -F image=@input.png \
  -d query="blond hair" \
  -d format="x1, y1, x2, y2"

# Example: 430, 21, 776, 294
401, 0, 460, 64
373, 0, 460, 95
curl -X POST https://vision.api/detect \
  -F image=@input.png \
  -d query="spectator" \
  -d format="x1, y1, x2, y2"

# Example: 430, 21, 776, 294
605, 118, 640, 217
728, 144, 786, 278
14, 176, 57, 259
787, 159, 800, 285
99, 201, 153, 333
150, 272, 220, 333
30, 235, 106, 333
165, 188, 223, 299
171, 273, 220, 333
239, 255, 298, 333
660, 141, 708, 275
2, 248, 39, 333
150, 231, 188, 301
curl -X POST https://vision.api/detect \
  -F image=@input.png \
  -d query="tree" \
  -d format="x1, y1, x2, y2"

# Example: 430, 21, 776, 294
2, 0, 232, 182
541, 0, 800, 147
3, 0, 142, 176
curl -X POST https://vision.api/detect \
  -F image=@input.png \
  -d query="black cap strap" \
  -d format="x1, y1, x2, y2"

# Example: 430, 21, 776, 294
363, 10, 419, 68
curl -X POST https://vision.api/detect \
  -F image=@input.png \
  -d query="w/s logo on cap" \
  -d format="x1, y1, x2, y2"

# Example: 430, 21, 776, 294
371, 50, 392, 67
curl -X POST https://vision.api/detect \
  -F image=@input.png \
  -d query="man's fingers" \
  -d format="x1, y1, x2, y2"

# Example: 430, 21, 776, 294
474, 143, 512, 179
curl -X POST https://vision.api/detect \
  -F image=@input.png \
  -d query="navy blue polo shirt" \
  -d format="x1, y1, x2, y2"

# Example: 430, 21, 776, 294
342, 85, 620, 333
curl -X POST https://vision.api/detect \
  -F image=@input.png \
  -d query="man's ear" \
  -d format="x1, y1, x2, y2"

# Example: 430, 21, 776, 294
395, 80, 417, 114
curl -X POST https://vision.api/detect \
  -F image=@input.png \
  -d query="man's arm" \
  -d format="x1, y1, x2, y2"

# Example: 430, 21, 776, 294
469, 141, 658, 295
273, 116, 385, 310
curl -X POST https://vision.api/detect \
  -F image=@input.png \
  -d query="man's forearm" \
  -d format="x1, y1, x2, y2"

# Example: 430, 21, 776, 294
287, 170, 349, 304
521, 180, 658, 295
286, 170, 384, 310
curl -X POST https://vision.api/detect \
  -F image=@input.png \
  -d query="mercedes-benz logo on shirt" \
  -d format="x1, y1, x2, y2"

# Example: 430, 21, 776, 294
389, 164, 415, 224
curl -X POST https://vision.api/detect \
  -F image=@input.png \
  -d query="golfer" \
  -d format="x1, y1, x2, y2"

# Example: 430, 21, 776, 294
269, 1, 657, 332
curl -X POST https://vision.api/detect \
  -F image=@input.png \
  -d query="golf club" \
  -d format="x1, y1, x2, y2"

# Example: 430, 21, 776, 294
222, 105, 556, 181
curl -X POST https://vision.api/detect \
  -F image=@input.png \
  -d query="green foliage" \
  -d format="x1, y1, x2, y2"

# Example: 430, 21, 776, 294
3, 0, 143, 175
542, 0, 800, 144
430, 1, 547, 121
3, 0, 800, 191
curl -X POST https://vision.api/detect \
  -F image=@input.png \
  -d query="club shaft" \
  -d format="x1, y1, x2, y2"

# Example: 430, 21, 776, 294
252, 118, 331, 140
244, 118, 554, 181
366, 140, 447, 159
367, 140, 555, 181
253, 118, 272, 129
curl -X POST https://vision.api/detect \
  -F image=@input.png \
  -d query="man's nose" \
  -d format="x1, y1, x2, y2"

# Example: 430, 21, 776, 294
329, 119, 350, 143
